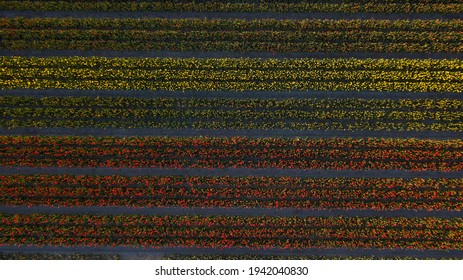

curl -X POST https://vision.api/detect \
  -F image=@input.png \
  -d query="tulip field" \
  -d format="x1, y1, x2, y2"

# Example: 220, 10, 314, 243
1, 0, 463, 260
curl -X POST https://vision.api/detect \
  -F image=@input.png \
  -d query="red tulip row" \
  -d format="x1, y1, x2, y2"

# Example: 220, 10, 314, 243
3, 136, 461, 149
4, 174, 461, 189
1, 136, 462, 171
1, 175, 463, 210
1, 214, 462, 250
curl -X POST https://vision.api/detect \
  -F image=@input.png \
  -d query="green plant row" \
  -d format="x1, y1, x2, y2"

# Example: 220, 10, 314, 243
2, 97, 463, 131
2, 57, 463, 92
1, 0, 462, 13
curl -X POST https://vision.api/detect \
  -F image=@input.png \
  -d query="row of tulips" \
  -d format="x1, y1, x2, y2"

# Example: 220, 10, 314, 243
4, 80, 463, 92
5, 118, 463, 131
2, 175, 463, 210
4, 96, 463, 110
2, 136, 461, 149
5, 67, 463, 82
2, 57, 463, 92
1, 0, 462, 13
3, 96, 463, 130
0, 253, 120, 260
7, 106, 463, 121
3, 175, 461, 190
1, 136, 463, 170
165, 254, 451, 260
3, 18, 462, 32
5, 40, 462, 53
2, 18, 462, 52
3, 57, 462, 70
2, 214, 463, 250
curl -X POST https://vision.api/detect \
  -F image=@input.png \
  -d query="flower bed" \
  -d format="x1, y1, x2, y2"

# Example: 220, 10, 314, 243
2, 57, 463, 92
1, 213, 462, 250
1, 136, 462, 171
1, 175, 463, 210
1, 18, 462, 52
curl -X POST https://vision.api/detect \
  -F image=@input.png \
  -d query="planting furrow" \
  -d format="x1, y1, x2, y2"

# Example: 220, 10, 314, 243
2, 245, 463, 260
1, 206, 462, 219
1, 167, 462, 179
1, 128, 463, 140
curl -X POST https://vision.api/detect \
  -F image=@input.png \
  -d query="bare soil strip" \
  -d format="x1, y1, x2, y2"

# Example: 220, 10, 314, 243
0, 206, 462, 218
1, 167, 463, 179
0, 245, 462, 260
1, 11, 462, 20
3, 50, 463, 59
3, 89, 463, 100
1, 128, 462, 140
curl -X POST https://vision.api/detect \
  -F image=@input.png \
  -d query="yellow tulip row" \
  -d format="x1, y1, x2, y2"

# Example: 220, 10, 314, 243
2, 57, 462, 92
2, 56, 463, 71
2, 80, 463, 92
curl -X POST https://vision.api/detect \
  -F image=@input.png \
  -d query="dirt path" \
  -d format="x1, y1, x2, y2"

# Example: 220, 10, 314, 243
3, 50, 463, 59
0, 205, 462, 218
1, 128, 462, 140
1, 167, 463, 179
0, 244, 461, 260
3, 89, 463, 100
